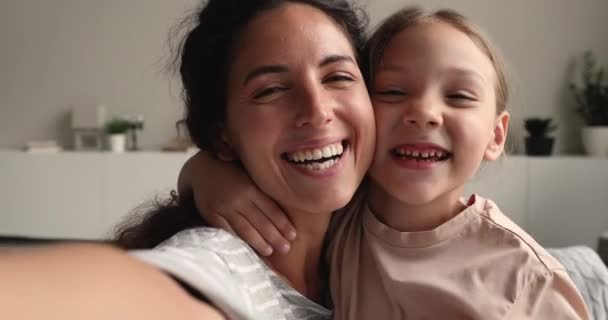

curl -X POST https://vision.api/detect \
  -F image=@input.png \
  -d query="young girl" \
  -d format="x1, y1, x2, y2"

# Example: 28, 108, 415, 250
327, 7, 589, 319
181, 6, 590, 319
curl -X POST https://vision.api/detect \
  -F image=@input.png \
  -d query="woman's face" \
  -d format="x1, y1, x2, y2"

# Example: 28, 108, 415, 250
223, 3, 375, 214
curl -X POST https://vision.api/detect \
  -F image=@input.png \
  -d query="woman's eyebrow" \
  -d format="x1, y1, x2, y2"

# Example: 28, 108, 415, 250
243, 55, 354, 86
319, 54, 355, 67
243, 65, 288, 85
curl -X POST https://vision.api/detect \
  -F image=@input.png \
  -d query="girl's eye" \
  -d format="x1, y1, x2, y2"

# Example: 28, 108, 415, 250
376, 89, 407, 96
373, 88, 407, 103
253, 86, 287, 100
446, 92, 476, 101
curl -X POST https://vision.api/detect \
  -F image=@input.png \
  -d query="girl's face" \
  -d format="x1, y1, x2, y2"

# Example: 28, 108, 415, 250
223, 4, 375, 214
368, 21, 508, 208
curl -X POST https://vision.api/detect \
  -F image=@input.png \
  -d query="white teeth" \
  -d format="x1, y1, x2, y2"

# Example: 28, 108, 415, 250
298, 158, 338, 171
394, 148, 449, 160
295, 152, 304, 162
305, 151, 313, 161
313, 149, 323, 160
286, 142, 345, 163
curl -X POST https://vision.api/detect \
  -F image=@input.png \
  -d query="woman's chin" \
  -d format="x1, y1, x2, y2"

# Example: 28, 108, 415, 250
305, 189, 354, 213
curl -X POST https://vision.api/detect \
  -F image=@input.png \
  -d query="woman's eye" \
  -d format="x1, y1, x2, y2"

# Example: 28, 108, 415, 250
253, 86, 286, 99
324, 73, 355, 84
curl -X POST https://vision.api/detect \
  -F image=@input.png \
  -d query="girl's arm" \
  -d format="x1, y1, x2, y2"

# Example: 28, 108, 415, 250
178, 151, 295, 255
0, 244, 225, 320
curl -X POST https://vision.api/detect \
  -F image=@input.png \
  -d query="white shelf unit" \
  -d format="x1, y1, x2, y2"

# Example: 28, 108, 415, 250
1, 151, 607, 249
0, 151, 191, 239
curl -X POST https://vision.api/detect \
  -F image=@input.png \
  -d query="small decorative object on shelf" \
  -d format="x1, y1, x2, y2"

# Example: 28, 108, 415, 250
23, 140, 62, 153
524, 118, 557, 156
126, 114, 144, 151
104, 117, 131, 153
570, 51, 608, 157
162, 120, 194, 152
599, 231, 608, 266
72, 104, 107, 151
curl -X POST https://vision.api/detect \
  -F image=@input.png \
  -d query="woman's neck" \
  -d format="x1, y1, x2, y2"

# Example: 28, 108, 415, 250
262, 209, 332, 304
368, 184, 466, 232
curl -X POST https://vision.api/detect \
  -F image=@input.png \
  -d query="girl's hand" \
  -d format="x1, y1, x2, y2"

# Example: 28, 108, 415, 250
178, 151, 296, 256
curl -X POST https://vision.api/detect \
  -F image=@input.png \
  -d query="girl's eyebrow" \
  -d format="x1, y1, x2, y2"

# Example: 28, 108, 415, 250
445, 68, 488, 84
375, 65, 488, 85
376, 64, 407, 73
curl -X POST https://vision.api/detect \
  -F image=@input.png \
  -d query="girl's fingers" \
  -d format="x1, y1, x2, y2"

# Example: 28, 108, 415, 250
224, 213, 274, 256
207, 213, 235, 234
244, 202, 291, 255
252, 192, 297, 241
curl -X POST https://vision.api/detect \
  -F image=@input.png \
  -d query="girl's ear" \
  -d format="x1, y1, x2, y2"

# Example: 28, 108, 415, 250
484, 111, 510, 161
215, 126, 237, 161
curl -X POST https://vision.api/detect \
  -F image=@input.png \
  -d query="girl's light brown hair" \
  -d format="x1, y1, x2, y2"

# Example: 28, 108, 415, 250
365, 6, 509, 113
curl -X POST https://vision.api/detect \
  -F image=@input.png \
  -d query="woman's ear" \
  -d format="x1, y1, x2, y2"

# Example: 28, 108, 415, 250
215, 126, 237, 161
484, 111, 510, 161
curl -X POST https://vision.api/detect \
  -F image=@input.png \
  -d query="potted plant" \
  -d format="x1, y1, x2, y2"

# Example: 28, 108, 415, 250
105, 117, 131, 153
524, 118, 557, 156
570, 51, 608, 157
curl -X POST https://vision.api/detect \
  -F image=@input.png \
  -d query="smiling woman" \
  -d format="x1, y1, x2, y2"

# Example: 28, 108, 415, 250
119, 1, 375, 315
0, 0, 373, 319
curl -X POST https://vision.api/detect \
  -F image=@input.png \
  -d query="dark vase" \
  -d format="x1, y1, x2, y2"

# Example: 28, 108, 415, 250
525, 136, 554, 156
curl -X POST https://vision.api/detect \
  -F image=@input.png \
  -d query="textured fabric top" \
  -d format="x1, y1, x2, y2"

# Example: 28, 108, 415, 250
130, 228, 331, 320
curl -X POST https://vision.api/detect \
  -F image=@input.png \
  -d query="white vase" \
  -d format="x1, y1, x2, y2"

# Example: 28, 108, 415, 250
109, 134, 127, 153
581, 126, 608, 157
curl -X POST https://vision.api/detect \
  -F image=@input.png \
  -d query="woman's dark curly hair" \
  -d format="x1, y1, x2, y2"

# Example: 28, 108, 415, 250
115, 0, 368, 250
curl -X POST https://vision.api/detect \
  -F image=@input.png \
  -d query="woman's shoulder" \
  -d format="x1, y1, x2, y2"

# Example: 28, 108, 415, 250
157, 227, 250, 251
129, 227, 270, 319
130, 227, 332, 320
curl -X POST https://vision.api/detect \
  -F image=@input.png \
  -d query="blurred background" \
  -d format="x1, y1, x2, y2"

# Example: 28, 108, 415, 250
0, 0, 607, 257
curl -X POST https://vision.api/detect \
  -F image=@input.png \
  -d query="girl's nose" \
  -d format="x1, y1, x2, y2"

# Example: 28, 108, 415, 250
401, 97, 442, 129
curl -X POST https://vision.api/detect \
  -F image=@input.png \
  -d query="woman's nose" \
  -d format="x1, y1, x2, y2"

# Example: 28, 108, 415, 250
295, 85, 335, 128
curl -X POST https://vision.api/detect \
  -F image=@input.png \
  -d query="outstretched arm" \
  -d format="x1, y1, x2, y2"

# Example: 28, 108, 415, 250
0, 244, 225, 320
178, 151, 295, 255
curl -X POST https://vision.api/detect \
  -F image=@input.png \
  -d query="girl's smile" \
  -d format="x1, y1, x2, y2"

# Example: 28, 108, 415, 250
390, 142, 452, 170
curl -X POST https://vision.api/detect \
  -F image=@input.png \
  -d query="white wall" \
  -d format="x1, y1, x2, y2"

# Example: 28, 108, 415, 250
1, 0, 608, 152
0, 0, 197, 150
